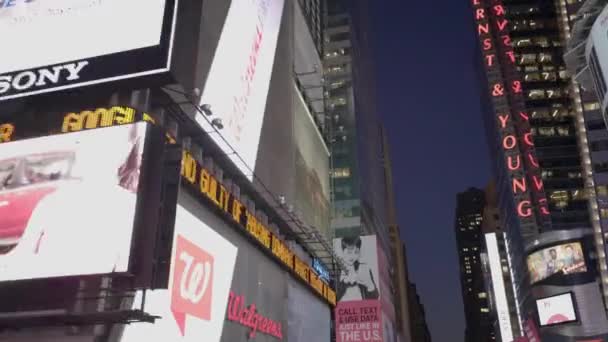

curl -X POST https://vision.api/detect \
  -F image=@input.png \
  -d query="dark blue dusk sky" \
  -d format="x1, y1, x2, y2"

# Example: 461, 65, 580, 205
369, 1, 491, 342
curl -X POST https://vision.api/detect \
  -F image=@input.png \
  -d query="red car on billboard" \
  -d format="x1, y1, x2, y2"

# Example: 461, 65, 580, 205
0, 151, 76, 254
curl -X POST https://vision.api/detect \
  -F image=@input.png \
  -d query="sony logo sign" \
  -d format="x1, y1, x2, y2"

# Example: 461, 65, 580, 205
0, 61, 89, 95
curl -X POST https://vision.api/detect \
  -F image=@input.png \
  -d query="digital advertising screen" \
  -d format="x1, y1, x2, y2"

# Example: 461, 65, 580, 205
527, 242, 587, 284
0, 0, 177, 101
197, 0, 285, 180
536, 293, 578, 326
0, 123, 149, 281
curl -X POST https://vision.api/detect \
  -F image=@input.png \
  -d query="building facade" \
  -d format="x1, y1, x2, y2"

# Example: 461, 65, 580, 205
323, 1, 403, 341
471, 0, 608, 340
566, 0, 608, 300
455, 187, 495, 342
408, 283, 433, 342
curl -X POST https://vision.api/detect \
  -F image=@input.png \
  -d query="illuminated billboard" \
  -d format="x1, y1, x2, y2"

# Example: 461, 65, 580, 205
0, 0, 177, 101
119, 205, 238, 341
197, 0, 285, 180
536, 293, 578, 327
0, 123, 149, 281
485, 233, 513, 342
527, 242, 587, 284
590, 5, 608, 92
333, 235, 380, 302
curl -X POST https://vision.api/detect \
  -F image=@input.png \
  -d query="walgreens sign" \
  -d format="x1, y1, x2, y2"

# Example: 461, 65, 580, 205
119, 205, 238, 342
227, 291, 284, 339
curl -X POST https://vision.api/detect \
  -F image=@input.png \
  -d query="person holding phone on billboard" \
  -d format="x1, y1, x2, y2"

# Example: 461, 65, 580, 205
337, 236, 379, 302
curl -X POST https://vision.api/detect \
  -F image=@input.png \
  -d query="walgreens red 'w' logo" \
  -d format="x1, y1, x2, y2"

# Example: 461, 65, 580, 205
171, 235, 215, 336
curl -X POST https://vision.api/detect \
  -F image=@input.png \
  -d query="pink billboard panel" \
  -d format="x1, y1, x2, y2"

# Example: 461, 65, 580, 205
336, 300, 383, 342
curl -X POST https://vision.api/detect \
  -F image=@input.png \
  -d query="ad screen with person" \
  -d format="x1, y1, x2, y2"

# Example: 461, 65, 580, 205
333, 235, 380, 302
526, 242, 587, 284
0, 123, 148, 282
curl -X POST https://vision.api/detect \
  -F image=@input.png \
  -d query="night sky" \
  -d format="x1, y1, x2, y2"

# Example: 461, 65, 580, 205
368, 1, 491, 342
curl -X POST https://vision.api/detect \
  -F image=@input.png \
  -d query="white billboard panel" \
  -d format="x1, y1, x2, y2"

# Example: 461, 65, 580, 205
485, 233, 514, 342
536, 293, 577, 327
590, 5, 608, 95
119, 205, 238, 341
0, 123, 149, 281
0, 0, 177, 100
197, 0, 285, 180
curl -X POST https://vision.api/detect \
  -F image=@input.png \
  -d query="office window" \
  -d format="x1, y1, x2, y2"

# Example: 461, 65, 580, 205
329, 32, 350, 42
556, 126, 570, 136
601, 208, 608, 219
531, 108, 550, 119
534, 36, 550, 48
538, 126, 555, 136
515, 38, 532, 47
538, 53, 553, 63
595, 162, 608, 173
331, 168, 351, 178
550, 190, 569, 208
520, 54, 537, 65
525, 73, 540, 82
529, 89, 546, 99
571, 189, 586, 201
525, 65, 540, 72
591, 140, 608, 152
598, 185, 608, 196
546, 89, 562, 98
584, 102, 601, 111
541, 71, 557, 81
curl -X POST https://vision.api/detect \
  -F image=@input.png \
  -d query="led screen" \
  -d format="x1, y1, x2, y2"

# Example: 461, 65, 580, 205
197, 0, 285, 180
0, 0, 177, 100
536, 293, 577, 326
527, 242, 587, 284
0, 123, 149, 281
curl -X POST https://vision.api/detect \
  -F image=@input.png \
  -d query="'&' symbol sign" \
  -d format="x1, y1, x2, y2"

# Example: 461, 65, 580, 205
171, 235, 215, 336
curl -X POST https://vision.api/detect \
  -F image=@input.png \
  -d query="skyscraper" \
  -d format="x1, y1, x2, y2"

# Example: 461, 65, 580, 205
408, 282, 433, 342
324, 2, 404, 341
455, 187, 494, 342
383, 124, 414, 342
323, 0, 393, 269
471, 0, 608, 339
